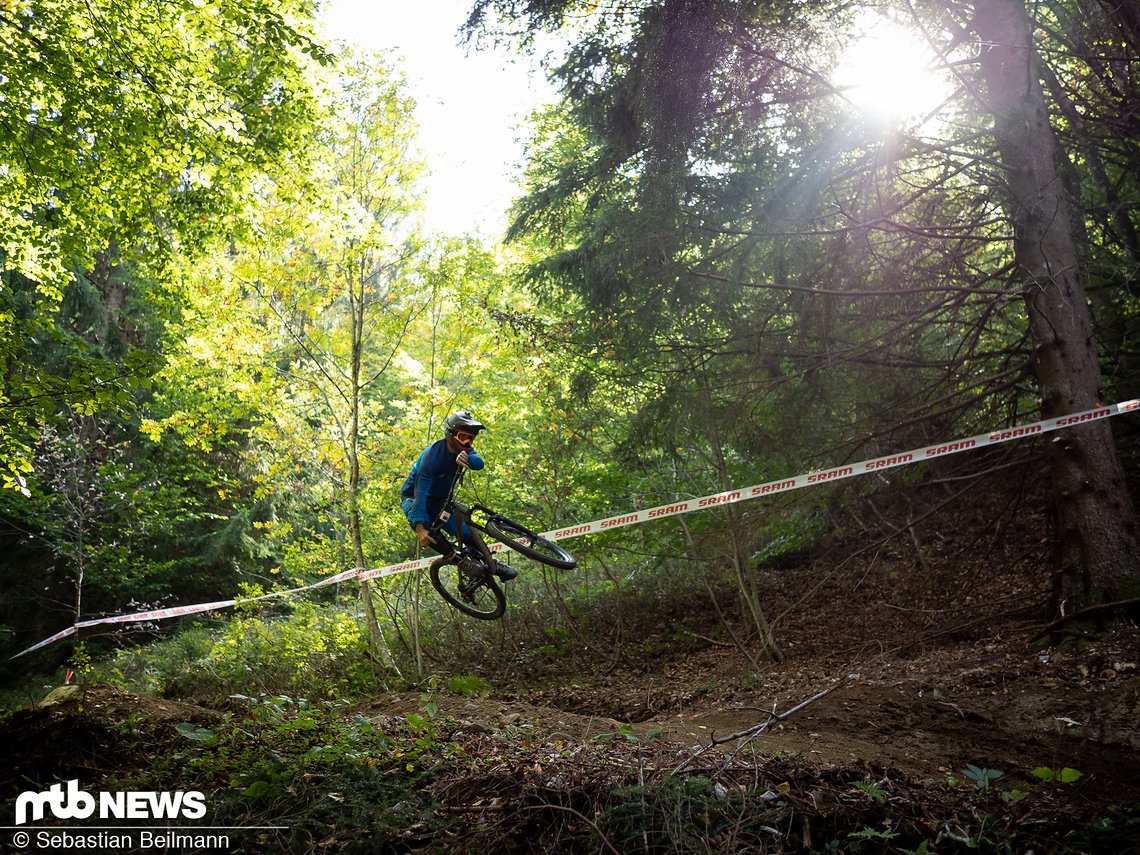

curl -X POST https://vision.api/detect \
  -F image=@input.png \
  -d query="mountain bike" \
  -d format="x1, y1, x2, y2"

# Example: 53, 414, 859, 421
427, 474, 576, 620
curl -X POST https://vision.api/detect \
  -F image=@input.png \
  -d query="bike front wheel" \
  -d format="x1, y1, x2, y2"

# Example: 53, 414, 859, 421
484, 515, 577, 569
430, 560, 506, 620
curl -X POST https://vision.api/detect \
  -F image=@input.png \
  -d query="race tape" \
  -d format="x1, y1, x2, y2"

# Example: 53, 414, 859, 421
9, 570, 361, 659
11, 398, 1138, 659
538, 399, 1140, 542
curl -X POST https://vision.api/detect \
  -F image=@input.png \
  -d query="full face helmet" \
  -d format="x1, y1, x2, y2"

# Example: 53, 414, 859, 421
444, 411, 485, 442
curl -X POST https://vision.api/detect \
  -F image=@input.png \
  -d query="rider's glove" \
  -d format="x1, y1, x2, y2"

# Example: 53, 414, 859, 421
456, 450, 471, 469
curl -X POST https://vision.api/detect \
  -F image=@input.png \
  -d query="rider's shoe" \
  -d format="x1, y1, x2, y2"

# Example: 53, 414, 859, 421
493, 559, 518, 582
457, 555, 485, 573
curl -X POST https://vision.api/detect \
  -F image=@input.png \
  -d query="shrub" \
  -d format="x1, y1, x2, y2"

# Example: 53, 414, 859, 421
99, 602, 379, 703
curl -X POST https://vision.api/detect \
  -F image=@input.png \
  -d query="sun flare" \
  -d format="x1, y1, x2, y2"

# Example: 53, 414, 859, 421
832, 13, 951, 126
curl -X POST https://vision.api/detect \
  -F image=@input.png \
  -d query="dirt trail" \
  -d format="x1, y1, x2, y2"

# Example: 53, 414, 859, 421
3, 621, 1137, 854
362, 628, 1140, 804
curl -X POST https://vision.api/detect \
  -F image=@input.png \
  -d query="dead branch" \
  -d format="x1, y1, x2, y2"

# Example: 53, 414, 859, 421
712, 674, 858, 745
1032, 598, 1140, 642
672, 674, 857, 775
681, 628, 734, 647
522, 803, 622, 855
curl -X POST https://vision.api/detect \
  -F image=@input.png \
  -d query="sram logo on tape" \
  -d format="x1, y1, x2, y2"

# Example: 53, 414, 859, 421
601, 513, 640, 528
989, 424, 1043, 442
925, 439, 977, 458
864, 453, 914, 471
648, 502, 690, 518
551, 524, 593, 538
751, 480, 796, 497
699, 492, 741, 507
807, 467, 853, 483
1054, 407, 1112, 426
380, 560, 424, 574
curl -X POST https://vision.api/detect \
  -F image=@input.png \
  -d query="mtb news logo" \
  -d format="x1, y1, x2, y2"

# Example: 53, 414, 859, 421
15, 780, 207, 825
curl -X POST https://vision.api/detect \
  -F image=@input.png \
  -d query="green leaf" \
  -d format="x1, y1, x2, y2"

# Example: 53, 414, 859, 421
174, 722, 214, 742
242, 780, 273, 798
962, 764, 1003, 789
1032, 766, 1083, 783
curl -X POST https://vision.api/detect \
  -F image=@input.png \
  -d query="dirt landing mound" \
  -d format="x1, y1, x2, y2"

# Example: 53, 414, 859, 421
362, 630, 1140, 806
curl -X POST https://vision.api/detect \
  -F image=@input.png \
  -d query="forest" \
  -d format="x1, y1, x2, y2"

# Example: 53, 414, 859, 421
1, 0, 1138, 852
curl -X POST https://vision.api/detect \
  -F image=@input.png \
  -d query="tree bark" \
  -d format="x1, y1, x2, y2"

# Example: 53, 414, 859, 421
89, 245, 133, 350
703, 398, 784, 662
348, 277, 400, 679
973, 0, 1139, 610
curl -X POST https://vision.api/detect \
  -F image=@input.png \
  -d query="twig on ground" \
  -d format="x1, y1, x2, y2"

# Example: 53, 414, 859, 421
712, 674, 857, 745
681, 628, 734, 647
672, 673, 858, 775
1032, 598, 1140, 642
522, 803, 622, 855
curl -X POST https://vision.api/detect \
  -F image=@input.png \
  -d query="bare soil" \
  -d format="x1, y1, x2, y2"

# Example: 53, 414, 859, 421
359, 627, 1140, 805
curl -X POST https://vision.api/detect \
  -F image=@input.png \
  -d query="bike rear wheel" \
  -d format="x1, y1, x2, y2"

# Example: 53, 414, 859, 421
484, 515, 577, 569
430, 558, 506, 620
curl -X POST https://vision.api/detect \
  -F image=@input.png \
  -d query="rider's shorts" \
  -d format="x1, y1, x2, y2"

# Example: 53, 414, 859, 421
401, 498, 472, 544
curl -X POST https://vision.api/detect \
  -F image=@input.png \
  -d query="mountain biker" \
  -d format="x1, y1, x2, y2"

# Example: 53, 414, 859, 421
400, 411, 517, 582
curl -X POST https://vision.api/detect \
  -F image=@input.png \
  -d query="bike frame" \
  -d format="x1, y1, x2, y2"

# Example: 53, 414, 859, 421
424, 462, 577, 620
429, 470, 487, 549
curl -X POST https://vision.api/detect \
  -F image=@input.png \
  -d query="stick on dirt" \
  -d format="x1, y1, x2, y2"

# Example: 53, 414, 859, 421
673, 673, 858, 775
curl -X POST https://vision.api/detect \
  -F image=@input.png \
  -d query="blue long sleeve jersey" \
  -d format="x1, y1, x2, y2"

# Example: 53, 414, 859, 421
400, 439, 485, 527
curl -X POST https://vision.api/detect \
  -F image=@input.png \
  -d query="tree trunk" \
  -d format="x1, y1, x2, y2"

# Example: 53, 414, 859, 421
88, 244, 135, 350
349, 282, 400, 679
725, 502, 784, 662
974, 0, 1140, 611
703, 404, 784, 661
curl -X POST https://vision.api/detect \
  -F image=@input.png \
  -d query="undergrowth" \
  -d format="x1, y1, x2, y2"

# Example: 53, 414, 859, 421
3, 599, 1137, 853
26, 693, 1133, 854
75, 692, 449, 851
60, 559, 735, 704
97, 601, 380, 703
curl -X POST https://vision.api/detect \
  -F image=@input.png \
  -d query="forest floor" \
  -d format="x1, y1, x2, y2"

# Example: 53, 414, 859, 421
365, 625, 1140, 808
3, 473, 1140, 852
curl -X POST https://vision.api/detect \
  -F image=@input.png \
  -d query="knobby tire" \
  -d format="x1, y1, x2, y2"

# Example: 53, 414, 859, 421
484, 515, 577, 569
430, 560, 506, 620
